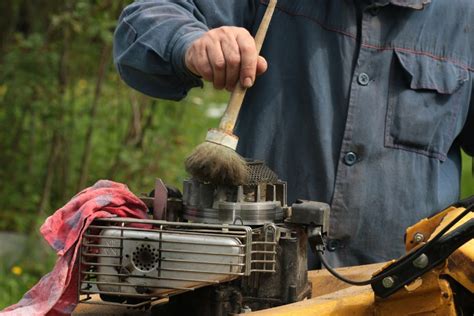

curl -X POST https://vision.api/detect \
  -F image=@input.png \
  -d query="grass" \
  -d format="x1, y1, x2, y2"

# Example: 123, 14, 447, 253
0, 232, 56, 309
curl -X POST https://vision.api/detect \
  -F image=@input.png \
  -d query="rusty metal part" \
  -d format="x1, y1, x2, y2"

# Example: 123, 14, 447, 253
152, 178, 168, 220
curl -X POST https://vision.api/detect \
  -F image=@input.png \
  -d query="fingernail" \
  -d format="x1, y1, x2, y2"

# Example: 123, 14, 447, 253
243, 77, 253, 88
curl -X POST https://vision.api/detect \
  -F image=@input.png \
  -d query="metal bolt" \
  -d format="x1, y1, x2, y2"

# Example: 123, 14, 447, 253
413, 254, 429, 269
413, 233, 425, 243
382, 277, 395, 288
266, 225, 276, 233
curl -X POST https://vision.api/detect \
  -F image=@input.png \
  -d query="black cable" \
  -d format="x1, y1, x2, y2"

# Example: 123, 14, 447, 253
315, 204, 474, 286
316, 250, 375, 286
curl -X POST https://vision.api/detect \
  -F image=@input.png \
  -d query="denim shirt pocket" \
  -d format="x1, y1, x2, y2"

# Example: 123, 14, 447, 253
385, 50, 469, 161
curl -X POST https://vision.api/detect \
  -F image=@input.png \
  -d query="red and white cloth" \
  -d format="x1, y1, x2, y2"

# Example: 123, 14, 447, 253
1, 180, 149, 316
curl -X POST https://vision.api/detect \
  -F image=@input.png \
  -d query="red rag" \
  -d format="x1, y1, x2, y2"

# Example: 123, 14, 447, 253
0, 180, 150, 316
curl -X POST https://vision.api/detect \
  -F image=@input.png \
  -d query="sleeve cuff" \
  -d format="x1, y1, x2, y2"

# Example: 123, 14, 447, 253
170, 30, 207, 88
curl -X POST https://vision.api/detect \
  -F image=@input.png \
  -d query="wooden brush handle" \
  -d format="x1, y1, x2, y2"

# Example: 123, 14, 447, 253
218, 0, 277, 133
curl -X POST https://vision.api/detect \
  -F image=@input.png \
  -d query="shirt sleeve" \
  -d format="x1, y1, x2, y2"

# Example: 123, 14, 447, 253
114, 0, 258, 100
460, 81, 474, 156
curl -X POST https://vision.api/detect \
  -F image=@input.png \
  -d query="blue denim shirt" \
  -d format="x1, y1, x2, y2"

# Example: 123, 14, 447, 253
114, 0, 474, 267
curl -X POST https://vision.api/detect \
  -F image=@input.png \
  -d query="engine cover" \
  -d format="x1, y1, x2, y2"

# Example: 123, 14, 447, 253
183, 161, 287, 226
96, 228, 244, 296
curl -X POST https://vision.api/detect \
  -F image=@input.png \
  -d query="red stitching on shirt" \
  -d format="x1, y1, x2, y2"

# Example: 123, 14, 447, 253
259, 0, 358, 40
362, 43, 474, 72
260, 0, 474, 73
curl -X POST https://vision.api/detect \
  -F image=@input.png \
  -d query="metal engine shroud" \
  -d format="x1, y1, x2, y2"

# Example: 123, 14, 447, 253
78, 161, 329, 315
183, 161, 287, 225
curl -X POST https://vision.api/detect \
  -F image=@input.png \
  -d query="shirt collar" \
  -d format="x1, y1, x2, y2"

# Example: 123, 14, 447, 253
372, 0, 431, 10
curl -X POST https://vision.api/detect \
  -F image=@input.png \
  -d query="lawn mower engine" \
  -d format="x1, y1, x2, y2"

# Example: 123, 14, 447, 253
79, 161, 330, 315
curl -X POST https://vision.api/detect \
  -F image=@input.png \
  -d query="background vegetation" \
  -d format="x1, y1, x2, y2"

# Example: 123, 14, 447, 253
0, 0, 473, 309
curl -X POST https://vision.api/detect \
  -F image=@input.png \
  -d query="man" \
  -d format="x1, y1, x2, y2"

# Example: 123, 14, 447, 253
114, 0, 474, 267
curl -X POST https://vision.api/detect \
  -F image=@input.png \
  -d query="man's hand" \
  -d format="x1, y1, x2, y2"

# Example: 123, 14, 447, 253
185, 26, 268, 91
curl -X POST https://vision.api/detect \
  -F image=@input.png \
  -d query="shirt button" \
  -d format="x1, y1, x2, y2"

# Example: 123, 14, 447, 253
344, 152, 358, 166
358, 73, 370, 86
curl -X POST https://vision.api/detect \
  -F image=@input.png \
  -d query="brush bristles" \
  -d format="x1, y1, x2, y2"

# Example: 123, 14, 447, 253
185, 142, 249, 185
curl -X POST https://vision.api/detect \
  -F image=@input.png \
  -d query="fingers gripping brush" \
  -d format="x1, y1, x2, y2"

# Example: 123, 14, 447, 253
185, 0, 277, 186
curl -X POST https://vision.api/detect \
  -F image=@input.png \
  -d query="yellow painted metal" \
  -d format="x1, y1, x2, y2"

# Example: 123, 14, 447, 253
248, 264, 457, 316
248, 287, 376, 316
405, 206, 458, 252
373, 268, 457, 316
406, 206, 474, 294
247, 264, 381, 315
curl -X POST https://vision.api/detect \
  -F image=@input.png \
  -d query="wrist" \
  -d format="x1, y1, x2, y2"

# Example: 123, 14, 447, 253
171, 30, 206, 83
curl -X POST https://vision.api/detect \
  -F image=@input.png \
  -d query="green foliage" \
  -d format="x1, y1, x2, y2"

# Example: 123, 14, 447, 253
461, 152, 474, 198
0, 0, 228, 232
0, 2, 228, 306
0, 233, 56, 309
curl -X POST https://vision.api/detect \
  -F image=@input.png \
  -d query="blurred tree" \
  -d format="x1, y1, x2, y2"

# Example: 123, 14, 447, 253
0, 0, 227, 232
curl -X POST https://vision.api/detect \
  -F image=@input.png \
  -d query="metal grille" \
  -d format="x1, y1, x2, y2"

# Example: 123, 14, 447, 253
78, 218, 277, 307
246, 160, 278, 185
250, 224, 278, 273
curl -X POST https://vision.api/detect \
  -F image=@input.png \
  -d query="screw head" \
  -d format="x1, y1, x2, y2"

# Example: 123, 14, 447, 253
413, 254, 429, 269
413, 233, 425, 243
266, 225, 276, 232
382, 277, 395, 288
